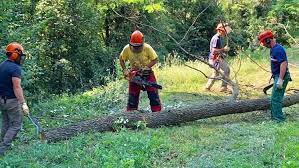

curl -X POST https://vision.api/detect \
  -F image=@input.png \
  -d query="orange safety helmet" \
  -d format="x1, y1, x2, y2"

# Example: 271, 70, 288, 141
130, 30, 144, 47
5, 42, 25, 61
258, 30, 274, 44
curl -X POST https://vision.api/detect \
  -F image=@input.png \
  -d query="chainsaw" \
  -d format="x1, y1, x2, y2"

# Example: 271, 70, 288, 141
127, 69, 162, 90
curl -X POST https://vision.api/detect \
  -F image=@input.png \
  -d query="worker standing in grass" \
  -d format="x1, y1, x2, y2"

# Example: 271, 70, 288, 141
119, 30, 162, 112
258, 30, 291, 122
205, 23, 232, 93
0, 42, 29, 156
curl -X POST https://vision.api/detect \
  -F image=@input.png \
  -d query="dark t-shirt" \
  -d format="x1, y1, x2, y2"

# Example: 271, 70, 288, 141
270, 44, 288, 75
209, 34, 224, 59
0, 60, 22, 98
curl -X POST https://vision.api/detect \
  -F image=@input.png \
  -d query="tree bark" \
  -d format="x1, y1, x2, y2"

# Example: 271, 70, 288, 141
44, 94, 299, 142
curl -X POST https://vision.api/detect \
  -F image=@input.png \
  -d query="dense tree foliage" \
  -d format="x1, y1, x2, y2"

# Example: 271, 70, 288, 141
0, 0, 298, 100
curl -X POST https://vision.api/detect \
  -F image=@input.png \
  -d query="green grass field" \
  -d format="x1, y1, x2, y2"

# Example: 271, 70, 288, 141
0, 49, 298, 167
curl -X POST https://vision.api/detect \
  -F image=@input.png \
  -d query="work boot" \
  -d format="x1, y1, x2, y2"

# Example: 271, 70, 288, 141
0, 151, 4, 156
0, 144, 10, 156
227, 85, 233, 94
219, 87, 227, 92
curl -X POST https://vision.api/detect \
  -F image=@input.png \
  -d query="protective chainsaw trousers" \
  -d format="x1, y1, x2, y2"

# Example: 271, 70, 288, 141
127, 72, 161, 112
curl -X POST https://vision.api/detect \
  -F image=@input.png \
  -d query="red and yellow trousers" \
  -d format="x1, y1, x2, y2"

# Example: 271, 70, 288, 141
127, 72, 162, 112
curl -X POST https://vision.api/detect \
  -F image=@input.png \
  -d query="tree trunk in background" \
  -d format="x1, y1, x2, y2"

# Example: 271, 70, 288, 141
44, 94, 299, 142
104, 9, 111, 46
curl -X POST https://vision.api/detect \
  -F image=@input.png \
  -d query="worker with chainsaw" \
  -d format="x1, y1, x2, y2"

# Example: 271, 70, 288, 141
119, 30, 162, 112
0, 42, 29, 155
258, 30, 291, 122
205, 23, 232, 92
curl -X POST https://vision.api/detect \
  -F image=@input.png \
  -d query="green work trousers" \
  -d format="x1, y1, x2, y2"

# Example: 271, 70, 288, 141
271, 73, 291, 122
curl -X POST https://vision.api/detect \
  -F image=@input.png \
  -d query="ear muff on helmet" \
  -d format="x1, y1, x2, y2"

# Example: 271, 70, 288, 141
5, 42, 26, 64
265, 38, 271, 45
6, 52, 20, 61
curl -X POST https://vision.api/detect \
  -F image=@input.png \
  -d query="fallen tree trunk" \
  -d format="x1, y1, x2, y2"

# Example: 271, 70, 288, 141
44, 94, 299, 142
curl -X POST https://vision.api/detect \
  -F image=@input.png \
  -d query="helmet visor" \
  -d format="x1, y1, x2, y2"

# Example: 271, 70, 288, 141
129, 42, 143, 47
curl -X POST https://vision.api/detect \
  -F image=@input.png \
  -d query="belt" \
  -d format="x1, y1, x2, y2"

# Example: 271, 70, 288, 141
0, 96, 16, 104
0, 95, 16, 99
0, 96, 7, 104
